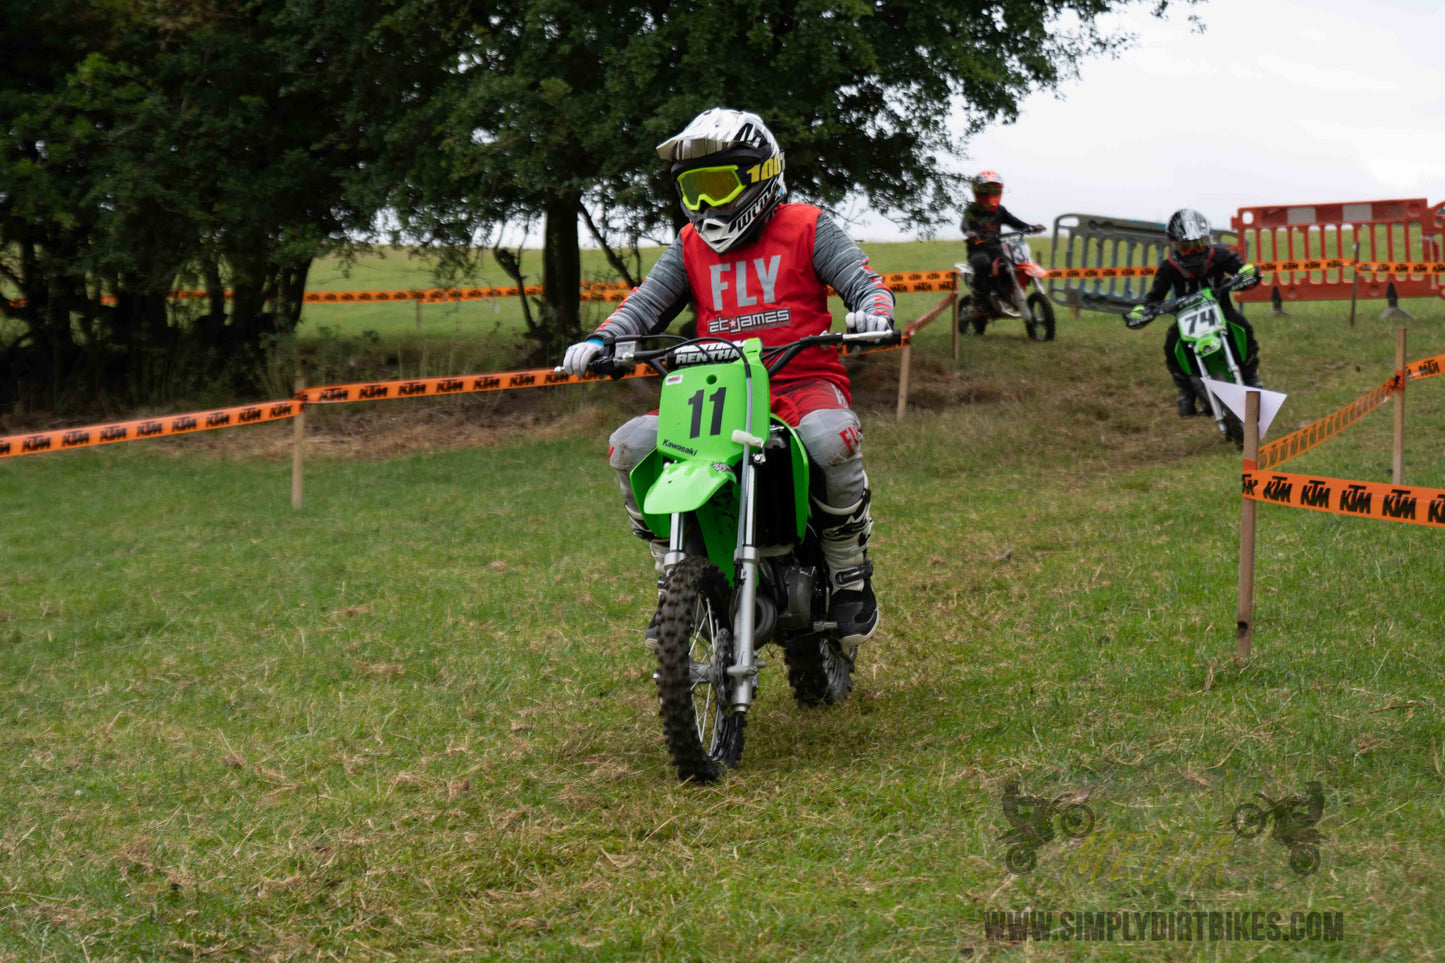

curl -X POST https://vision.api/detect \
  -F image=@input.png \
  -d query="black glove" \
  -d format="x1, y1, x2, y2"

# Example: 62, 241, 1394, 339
1124, 305, 1152, 330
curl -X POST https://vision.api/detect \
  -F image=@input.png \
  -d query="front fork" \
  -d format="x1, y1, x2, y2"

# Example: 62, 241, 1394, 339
663, 438, 763, 715
727, 432, 763, 713
1192, 344, 1245, 435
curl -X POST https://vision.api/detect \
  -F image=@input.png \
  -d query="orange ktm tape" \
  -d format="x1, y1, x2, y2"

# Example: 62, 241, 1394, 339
878, 271, 957, 294
1045, 265, 1156, 280
1407, 352, 1445, 381
297, 337, 909, 405
1242, 469, 1445, 530
1355, 262, 1445, 276
1252, 259, 1350, 274
296, 365, 657, 403
13, 260, 1443, 310
1257, 375, 1397, 471
0, 400, 301, 460
303, 285, 548, 304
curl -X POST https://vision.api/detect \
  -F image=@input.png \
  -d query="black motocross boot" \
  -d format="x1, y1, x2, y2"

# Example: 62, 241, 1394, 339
1171, 371, 1201, 417
1241, 353, 1264, 389
813, 490, 879, 648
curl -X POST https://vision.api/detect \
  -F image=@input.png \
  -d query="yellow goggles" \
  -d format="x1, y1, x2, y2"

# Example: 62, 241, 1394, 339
677, 165, 747, 212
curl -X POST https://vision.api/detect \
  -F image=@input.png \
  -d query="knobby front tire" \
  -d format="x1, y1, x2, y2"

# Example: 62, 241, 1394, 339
1026, 292, 1056, 342
654, 556, 746, 783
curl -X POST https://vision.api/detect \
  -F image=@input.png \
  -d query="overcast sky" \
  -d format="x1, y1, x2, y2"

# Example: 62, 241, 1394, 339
846, 0, 1445, 241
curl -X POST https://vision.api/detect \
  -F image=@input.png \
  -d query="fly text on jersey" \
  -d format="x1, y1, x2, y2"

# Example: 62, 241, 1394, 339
708, 255, 782, 310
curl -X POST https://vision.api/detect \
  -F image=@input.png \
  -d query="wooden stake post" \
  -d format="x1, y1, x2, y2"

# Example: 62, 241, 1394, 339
895, 340, 912, 420
291, 374, 305, 510
1393, 327, 1406, 485
1236, 389, 1260, 661
951, 297, 960, 362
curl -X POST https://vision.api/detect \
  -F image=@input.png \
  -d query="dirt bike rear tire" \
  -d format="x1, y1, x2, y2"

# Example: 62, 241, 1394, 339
1026, 293, 1055, 342
783, 635, 854, 707
655, 556, 745, 783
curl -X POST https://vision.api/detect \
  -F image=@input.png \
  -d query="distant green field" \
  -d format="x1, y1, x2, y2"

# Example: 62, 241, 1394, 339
4, 239, 1445, 959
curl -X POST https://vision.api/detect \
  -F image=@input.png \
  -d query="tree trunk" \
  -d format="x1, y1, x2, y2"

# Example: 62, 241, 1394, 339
542, 191, 582, 345
276, 257, 311, 331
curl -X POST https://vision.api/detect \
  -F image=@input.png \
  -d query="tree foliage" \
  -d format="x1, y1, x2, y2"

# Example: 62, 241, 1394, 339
0, 0, 470, 409
1, 0, 1197, 408
401, 0, 1197, 355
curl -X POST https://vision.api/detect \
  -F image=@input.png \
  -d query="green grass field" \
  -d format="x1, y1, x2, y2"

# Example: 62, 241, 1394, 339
3, 241, 1445, 961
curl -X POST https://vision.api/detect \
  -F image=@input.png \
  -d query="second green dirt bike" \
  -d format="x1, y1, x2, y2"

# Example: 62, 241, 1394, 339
1125, 272, 1257, 447
586, 329, 899, 783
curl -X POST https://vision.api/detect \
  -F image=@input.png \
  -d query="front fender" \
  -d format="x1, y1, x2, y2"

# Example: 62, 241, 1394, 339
642, 458, 737, 516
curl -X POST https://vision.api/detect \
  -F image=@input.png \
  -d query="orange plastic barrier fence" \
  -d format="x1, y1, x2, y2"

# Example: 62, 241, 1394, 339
1242, 468, 1445, 530
0, 400, 301, 460
1231, 198, 1445, 305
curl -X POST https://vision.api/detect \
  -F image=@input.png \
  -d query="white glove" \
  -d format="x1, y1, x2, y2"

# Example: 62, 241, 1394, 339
845, 312, 892, 334
560, 339, 603, 376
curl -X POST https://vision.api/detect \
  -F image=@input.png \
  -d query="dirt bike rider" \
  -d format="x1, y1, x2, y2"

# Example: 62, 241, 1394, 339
559, 107, 896, 649
1125, 208, 1264, 416
960, 170, 1045, 329
1272, 781, 1325, 846
1001, 779, 1056, 848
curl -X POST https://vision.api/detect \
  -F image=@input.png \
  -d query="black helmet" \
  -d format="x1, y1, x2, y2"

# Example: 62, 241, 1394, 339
1166, 208, 1212, 273
657, 108, 785, 255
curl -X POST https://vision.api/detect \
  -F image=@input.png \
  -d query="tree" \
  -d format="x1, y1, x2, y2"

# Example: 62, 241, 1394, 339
403, 0, 1196, 357
0, 0, 475, 409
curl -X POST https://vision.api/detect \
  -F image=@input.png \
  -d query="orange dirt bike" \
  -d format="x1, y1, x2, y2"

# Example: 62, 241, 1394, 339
583, 328, 900, 783
955, 229, 1056, 341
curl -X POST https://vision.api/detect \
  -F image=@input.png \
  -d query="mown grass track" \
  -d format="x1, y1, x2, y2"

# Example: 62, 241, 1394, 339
2, 243, 1444, 959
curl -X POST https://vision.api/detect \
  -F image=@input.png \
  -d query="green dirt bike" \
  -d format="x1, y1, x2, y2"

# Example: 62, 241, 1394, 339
1125, 272, 1257, 447
586, 329, 899, 783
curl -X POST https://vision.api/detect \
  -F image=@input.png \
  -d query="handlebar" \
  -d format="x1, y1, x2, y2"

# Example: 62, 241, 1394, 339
1124, 271, 1257, 324
565, 329, 902, 380
967, 228, 1044, 242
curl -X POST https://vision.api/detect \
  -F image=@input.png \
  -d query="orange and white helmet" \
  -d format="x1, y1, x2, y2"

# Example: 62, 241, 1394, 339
973, 170, 1004, 210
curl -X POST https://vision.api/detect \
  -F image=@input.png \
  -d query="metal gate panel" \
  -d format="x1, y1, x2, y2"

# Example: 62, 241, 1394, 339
1046, 214, 1235, 313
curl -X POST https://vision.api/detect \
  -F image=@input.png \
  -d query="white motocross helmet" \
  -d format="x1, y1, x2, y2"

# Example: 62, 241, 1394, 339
657, 108, 786, 254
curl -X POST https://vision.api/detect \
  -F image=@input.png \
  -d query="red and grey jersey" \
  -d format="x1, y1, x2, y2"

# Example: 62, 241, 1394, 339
592, 204, 894, 400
